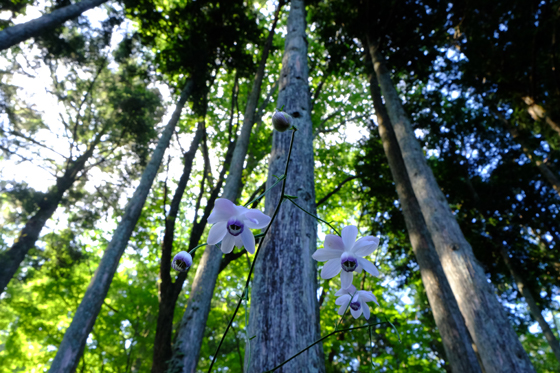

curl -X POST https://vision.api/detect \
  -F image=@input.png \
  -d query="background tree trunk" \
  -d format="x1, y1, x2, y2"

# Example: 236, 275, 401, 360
0, 132, 103, 295
368, 41, 536, 373
499, 246, 560, 364
0, 0, 108, 51
150, 121, 205, 373
48, 80, 193, 373
245, 0, 324, 371
368, 72, 482, 373
166, 5, 282, 372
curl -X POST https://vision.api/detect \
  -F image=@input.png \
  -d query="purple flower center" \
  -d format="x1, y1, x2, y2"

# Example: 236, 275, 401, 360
350, 301, 361, 311
174, 259, 188, 271
341, 255, 358, 272
227, 218, 244, 237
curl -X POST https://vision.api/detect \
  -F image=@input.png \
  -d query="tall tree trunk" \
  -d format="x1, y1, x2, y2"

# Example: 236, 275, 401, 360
151, 121, 205, 373
166, 5, 282, 372
368, 73, 482, 373
0, 131, 103, 295
367, 40, 536, 373
499, 246, 560, 364
153, 119, 236, 373
522, 96, 560, 137
493, 110, 560, 197
48, 80, 194, 373
245, 0, 324, 372
0, 0, 108, 51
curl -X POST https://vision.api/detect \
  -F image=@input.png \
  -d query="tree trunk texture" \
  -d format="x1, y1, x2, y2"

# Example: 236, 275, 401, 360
0, 0, 108, 51
522, 96, 560, 138
151, 121, 205, 373
245, 1, 324, 372
48, 80, 194, 373
0, 132, 102, 295
368, 41, 536, 373
368, 73, 483, 373
165, 6, 282, 372
494, 111, 560, 197
499, 246, 560, 364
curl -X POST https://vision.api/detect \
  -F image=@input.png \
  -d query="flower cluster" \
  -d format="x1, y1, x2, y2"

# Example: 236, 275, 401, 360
312, 225, 380, 320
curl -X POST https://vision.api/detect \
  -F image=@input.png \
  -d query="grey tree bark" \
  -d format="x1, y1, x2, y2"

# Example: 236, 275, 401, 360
368, 40, 536, 373
368, 73, 482, 373
0, 0, 108, 51
245, 1, 324, 372
166, 5, 282, 372
0, 130, 104, 295
499, 246, 560, 364
48, 80, 194, 373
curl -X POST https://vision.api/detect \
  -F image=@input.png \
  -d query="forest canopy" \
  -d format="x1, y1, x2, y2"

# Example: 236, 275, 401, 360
0, 0, 559, 372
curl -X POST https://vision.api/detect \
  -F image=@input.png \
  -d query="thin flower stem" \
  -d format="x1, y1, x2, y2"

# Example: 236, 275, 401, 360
264, 322, 387, 372
286, 198, 341, 236
208, 128, 297, 373
188, 242, 208, 255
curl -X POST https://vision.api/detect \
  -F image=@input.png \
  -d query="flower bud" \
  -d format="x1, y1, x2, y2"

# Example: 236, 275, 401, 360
172, 251, 193, 272
272, 111, 292, 132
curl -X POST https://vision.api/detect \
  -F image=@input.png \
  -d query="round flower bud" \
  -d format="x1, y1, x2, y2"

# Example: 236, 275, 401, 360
172, 251, 193, 272
272, 111, 292, 132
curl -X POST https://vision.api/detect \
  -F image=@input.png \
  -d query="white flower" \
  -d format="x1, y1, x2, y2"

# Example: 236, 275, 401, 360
172, 251, 193, 272
312, 225, 380, 289
207, 198, 271, 254
334, 284, 379, 320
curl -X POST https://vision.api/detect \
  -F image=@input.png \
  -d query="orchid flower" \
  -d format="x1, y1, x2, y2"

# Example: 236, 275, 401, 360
312, 225, 380, 289
335, 284, 379, 320
207, 198, 271, 254
172, 251, 193, 272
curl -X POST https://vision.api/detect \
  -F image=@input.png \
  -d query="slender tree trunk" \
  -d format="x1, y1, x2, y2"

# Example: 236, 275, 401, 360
493, 110, 560, 197
368, 73, 482, 373
48, 80, 194, 373
166, 5, 282, 372
368, 40, 536, 373
499, 246, 560, 364
151, 121, 205, 373
522, 96, 560, 137
0, 132, 103, 295
245, 1, 324, 372
0, 0, 108, 51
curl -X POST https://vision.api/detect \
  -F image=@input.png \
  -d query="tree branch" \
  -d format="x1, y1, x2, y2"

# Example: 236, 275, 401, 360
316, 175, 359, 207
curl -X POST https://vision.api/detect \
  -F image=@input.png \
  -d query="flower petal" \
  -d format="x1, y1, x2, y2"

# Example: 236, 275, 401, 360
335, 284, 356, 296
352, 236, 380, 257
320, 259, 341, 279
207, 222, 227, 245
324, 234, 344, 251
244, 209, 271, 229
358, 257, 379, 277
340, 270, 353, 289
240, 228, 256, 254
361, 300, 370, 320
350, 304, 362, 319
208, 199, 238, 224
335, 294, 351, 306
341, 225, 358, 251
312, 249, 343, 262
337, 301, 350, 315
234, 235, 244, 248
358, 290, 379, 305
220, 234, 235, 254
